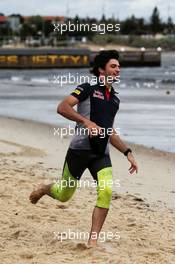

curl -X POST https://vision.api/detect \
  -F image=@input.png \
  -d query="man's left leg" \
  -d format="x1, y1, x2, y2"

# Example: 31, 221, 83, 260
29, 161, 78, 204
29, 148, 88, 204
88, 158, 113, 246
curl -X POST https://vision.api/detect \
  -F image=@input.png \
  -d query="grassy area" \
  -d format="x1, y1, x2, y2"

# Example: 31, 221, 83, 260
92, 35, 175, 50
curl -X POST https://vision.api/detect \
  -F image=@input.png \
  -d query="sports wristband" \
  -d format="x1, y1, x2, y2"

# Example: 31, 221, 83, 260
124, 148, 132, 156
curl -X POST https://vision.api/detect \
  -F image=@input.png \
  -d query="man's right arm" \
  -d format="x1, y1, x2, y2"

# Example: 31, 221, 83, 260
57, 95, 101, 135
57, 95, 86, 123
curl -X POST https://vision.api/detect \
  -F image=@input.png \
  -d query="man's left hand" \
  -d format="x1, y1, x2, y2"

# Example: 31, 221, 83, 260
127, 152, 138, 174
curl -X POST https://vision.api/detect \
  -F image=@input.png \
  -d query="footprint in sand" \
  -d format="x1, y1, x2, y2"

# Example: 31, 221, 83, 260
55, 204, 68, 209
75, 242, 114, 254
11, 230, 22, 239
20, 252, 34, 259
76, 242, 91, 250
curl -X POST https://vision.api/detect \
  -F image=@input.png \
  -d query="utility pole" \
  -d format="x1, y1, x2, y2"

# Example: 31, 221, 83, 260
66, 1, 70, 18
42, 18, 45, 46
102, 1, 105, 17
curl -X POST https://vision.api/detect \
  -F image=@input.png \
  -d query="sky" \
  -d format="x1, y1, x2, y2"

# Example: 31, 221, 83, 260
0, 0, 174, 22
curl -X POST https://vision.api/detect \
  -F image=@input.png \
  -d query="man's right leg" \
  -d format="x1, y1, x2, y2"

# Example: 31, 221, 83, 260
87, 155, 113, 246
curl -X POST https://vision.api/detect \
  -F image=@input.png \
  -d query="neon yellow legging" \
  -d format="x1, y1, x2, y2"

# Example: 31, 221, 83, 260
50, 163, 113, 209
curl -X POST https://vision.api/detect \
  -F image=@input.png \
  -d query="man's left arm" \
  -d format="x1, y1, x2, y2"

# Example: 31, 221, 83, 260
109, 129, 138, 174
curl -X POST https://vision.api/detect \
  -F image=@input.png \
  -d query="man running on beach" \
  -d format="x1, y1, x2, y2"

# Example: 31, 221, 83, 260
29, 50, 138, 246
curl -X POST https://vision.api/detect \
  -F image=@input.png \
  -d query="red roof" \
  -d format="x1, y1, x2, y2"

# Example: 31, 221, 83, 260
0, 16, 7, 23
23, 16, 65, 22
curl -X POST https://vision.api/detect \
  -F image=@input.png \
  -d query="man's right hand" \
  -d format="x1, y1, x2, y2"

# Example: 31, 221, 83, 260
83, 119, 102, 138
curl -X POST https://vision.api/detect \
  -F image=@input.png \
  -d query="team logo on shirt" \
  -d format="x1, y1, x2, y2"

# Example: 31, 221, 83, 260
93, 90, 104, 100
73, 89, 81, 95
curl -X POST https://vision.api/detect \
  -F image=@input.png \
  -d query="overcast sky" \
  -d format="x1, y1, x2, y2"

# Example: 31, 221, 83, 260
0, 0, 174, 21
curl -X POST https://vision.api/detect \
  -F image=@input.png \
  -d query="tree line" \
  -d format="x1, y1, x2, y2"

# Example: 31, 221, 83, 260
0, 7, 174, 39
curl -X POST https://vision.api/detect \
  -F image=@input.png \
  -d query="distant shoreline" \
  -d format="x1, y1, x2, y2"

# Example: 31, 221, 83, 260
1, 114, 175, 158
1, 41, 175, 52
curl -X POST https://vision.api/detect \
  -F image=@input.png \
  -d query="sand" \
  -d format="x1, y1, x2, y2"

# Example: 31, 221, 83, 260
0, 116, 175, 264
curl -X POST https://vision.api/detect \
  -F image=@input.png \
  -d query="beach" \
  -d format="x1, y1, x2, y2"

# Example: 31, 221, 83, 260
0, 52, 175, 153
0, 116, 175, 264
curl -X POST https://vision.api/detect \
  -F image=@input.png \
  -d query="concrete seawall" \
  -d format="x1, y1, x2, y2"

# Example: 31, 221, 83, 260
0, 48, 161, 68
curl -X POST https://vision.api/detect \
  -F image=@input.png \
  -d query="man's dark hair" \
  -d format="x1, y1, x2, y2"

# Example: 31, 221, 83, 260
90, 50, 119, 77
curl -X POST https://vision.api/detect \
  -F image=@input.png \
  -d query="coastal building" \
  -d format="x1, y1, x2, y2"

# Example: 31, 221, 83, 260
0, 15, 8, 28
7, 15, 21, 32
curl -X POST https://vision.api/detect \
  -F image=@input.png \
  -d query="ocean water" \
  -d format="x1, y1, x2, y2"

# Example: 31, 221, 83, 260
0, 52, 175, 153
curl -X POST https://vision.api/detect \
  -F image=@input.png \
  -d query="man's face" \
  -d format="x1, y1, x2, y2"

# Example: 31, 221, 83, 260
99, 59, 120, 83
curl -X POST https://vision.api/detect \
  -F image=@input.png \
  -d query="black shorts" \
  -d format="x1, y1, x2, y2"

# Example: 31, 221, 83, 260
63, 148, 112, 181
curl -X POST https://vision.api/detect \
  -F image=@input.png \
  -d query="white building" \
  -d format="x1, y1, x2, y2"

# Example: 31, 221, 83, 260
7, 15, 21, 32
